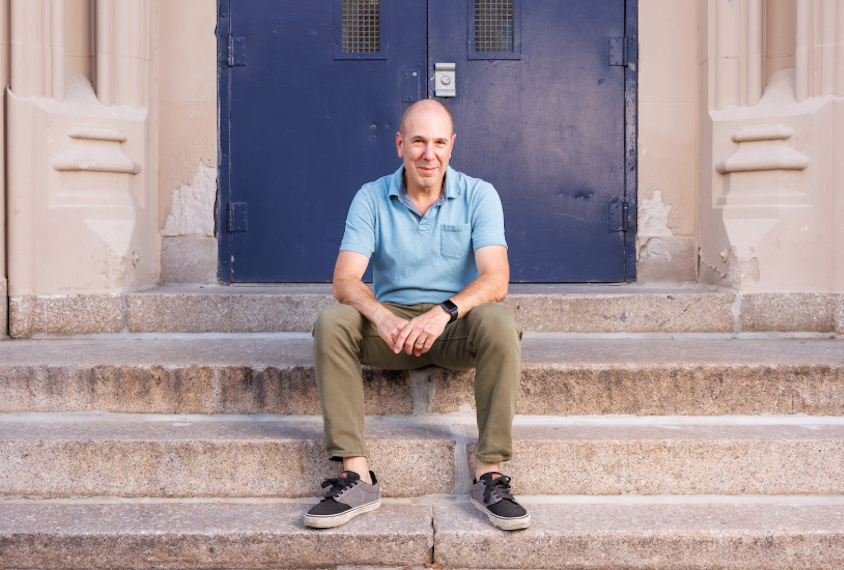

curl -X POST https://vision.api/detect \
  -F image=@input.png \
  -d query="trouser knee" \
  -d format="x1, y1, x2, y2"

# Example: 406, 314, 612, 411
312, 304, 364, 349
467, 302, 522, 348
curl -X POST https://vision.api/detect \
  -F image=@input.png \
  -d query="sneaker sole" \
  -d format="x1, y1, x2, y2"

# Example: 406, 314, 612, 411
303, 498, 382, 529
471, 498, 531, 531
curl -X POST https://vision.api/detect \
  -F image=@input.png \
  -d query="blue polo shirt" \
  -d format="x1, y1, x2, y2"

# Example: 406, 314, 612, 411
340, 165, 507, 305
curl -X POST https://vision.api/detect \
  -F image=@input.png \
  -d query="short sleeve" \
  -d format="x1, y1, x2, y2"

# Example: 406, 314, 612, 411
339, 187, 377, 257
470, 183, 507, 251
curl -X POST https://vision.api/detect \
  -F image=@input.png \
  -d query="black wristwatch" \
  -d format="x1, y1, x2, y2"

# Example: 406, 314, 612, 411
439, 299, 459, 323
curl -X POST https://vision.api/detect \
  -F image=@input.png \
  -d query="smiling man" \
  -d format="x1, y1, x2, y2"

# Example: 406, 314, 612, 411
305, 99, 528, 531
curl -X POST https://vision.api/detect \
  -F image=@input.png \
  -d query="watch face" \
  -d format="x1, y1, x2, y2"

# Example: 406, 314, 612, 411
441, 301, 458, 321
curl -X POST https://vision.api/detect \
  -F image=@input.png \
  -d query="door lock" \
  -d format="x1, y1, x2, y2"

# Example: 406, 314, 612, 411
435, 63, 456, 97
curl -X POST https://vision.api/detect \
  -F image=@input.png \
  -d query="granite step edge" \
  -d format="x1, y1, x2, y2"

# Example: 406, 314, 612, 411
1, 499, 843, 570
11, 286, 843, 335
2, 417, 844, 498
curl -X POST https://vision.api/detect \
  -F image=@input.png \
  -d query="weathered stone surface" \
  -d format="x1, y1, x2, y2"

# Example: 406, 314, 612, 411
9, 294, 123, 338
1, 338, 844, 416
160, 237, 218, 284
0, 419, 455, 498
16, 285, 844, 335
835, 293, 844, 335
503, 287, 735, 333
433, 363, 844, 416
161, 160, 218, 238
432, 338, 844, 415
126, 285, 337, 332
0, 364, 412, 415
124, 284, 741, 334
637, 237, 698, 283
741, 292, 836, 332
0, 502, 433, 569
465, 423, 844, 495
0, 339, 411, 415
433, 502, 844, 569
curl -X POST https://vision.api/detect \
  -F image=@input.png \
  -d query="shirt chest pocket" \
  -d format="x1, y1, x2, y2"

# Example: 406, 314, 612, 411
440, 224, 472, 259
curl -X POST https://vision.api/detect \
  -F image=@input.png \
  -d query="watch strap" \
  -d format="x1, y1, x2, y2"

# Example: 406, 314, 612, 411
439, 300, 458, 323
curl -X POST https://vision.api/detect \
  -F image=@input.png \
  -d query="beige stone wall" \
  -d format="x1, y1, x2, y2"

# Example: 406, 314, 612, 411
698, 0, 844, 293
636, 0, 699, 282
157, 0, 218, 284
5, 0, 160, 336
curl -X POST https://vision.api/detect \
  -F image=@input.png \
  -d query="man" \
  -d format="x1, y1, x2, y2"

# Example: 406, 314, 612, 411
304, 99, 528, 531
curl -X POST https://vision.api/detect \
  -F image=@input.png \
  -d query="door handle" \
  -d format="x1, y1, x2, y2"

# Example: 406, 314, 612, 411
435, 63, 456, 97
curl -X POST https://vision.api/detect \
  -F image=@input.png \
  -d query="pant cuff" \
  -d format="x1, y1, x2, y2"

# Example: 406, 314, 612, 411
476, 454, 510, 462
327, 451, 369, 462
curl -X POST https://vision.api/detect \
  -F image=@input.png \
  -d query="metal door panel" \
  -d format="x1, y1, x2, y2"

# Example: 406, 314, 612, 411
219, 0, 636, 283
224, 0, 426, 282
428, 0, 628, 281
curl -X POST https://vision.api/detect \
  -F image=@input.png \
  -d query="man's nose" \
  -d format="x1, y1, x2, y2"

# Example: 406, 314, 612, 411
422, 143, 436, 160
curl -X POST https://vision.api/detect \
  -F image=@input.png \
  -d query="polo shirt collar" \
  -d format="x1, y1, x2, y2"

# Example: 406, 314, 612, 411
389, 165, 462, 199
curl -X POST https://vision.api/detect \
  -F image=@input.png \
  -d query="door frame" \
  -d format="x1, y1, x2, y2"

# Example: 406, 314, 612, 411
216, 0, 638, 283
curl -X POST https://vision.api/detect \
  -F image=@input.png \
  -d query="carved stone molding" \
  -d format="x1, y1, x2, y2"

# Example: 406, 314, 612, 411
716, 124, 810, 174
52, 124, 141, 174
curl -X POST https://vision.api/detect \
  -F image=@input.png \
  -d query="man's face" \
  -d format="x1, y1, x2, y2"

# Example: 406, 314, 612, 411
396, 105, 456, 194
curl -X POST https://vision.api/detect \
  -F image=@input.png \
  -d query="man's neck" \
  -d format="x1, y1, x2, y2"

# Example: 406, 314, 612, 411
403, 172, 444, 201
402, 172, 445, 218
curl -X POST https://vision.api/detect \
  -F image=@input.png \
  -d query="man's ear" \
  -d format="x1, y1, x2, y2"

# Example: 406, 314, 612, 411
396, 132, 404, 158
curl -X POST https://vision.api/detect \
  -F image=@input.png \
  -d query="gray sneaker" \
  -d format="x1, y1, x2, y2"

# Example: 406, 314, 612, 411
303, 470, 381, 529
471, 472, 531, 530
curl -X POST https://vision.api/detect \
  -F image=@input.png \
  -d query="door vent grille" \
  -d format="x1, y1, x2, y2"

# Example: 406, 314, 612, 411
341, 0, 380, 53
474, 0, 514, 52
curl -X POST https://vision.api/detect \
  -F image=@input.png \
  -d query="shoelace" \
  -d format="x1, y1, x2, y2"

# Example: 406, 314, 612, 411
483, 475, 516, 504
320, 475, 358, 501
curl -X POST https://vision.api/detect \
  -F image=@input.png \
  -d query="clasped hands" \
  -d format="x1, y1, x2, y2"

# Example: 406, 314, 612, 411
376, 306, 452, 357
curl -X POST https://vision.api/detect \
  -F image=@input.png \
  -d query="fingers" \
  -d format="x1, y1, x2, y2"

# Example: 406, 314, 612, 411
394, 320, 424, 355
393, 323, 414, 354
393, 311, 448, 355
415, 333, 435, 357
403, 327, 424, 355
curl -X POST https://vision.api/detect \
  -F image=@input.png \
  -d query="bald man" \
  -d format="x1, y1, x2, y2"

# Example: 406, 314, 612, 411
305, 100, 529, 531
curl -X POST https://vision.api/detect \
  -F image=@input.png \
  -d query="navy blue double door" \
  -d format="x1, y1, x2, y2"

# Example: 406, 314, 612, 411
219, 0, 637, 282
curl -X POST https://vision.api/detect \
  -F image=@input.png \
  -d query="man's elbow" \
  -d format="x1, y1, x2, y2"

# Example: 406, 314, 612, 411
493, 273, 509, 302
332, 277, 349, 303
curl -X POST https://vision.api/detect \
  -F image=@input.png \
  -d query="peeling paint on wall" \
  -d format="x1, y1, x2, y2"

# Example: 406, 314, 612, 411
162, 161, 218, 237
638, 190, 673, 237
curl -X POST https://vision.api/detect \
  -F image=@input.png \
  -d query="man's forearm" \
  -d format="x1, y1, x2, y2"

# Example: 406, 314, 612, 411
333, 277, 394, 324
448, 267, 508, 319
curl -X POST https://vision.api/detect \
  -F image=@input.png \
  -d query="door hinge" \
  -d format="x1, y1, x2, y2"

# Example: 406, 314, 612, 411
609, 37, 630, 67
227, 36, 247, 67
228, 202, 248, 232
608, 201, 629, 232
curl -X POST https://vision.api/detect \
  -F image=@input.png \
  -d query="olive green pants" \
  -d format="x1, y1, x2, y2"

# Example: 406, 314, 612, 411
312, 302, 522, 462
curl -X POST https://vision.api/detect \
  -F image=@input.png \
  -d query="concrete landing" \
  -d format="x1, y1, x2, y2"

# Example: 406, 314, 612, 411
1, 337, 842, 415
1, 499, 842, 569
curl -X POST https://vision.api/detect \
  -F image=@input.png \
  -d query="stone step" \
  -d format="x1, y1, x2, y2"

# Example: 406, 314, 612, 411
1, 498, 843, 569
2, 416, 843, 498
20, 283, 844, 336
0, 501, 434, 569
1, 337, 843, 416
433, 499, 844, 569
